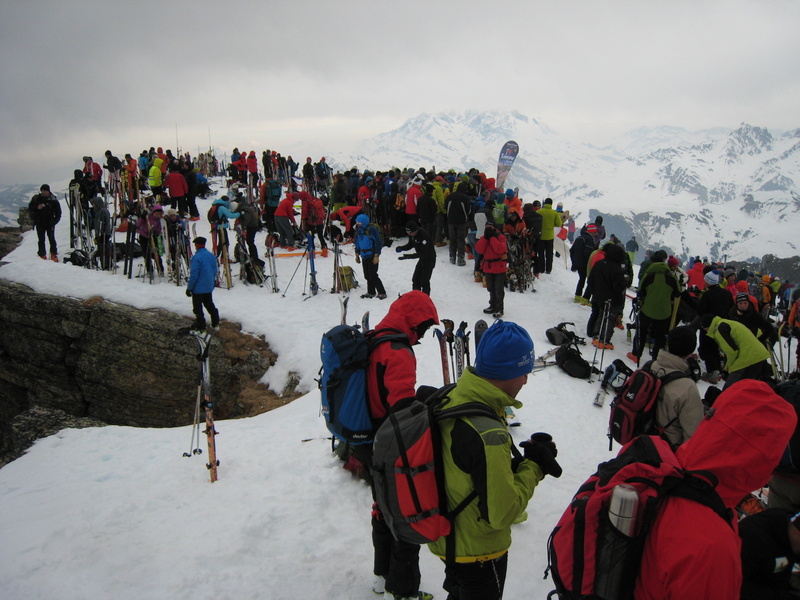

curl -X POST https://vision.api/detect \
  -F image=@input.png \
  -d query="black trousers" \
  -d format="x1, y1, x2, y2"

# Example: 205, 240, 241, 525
362, 258, 386, 296
443, 553, 508, 600
485, 272, 506, 312
191, 292, 219, 329
412, 258, 436, 295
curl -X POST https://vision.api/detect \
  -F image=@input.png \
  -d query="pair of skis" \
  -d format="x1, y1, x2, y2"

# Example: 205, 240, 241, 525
184, 330, 219, 482
435, 319, 478, 385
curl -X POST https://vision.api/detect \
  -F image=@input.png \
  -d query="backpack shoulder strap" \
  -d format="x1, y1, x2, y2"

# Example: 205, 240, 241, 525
668, 472, 733, 527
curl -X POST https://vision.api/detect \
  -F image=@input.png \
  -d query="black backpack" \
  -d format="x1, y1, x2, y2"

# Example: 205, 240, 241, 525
555, 341, 592, 379
546, 322, 584, 346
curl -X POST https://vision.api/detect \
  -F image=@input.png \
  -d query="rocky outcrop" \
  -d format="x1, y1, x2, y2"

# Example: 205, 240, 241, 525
0, 279, 298, 464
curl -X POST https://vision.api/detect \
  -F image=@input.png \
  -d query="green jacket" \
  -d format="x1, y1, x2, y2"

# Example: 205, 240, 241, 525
538, 206, 562, 241
428, 368, 542, 562
432, 181, 446, 215
706, 316, 770, 372
638, 261, 680, 320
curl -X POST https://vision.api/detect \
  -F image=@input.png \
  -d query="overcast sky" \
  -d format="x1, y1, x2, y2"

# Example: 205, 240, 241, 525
1, 0, 798, 186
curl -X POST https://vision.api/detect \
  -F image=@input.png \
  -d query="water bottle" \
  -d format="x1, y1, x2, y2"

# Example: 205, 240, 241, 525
608, 483, 639, 536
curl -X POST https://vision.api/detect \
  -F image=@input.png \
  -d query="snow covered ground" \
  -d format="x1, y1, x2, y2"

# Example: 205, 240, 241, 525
0, 184, 716, 599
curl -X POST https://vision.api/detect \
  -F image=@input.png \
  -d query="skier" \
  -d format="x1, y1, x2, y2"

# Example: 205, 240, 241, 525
351, 291, 439, 600
570, 223, 599, 305
90, 196, 112, 270
699, 314, 771, 389
475, 222, 508, 318
395, 221, 436, 295
186, 237, 220, 332
28, 184, 62, 262
625, 235, 639, 265
430, 320, 556, 600
537, 198, 562, 274
273, 192, 298, 249
353, 213, 386, 299
446, 182, 472, 266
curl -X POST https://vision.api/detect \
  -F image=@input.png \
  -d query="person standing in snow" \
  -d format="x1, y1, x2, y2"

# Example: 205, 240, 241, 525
395, 221, 436, 295
476, 222, 508, 318
186, 236, 220, 332
28, 184, 62, 262
537, 198, 562, 274
354, 213, 386, 299
431, 320, 557, 600
625, 235, 638, 265
351, 291, 439, 600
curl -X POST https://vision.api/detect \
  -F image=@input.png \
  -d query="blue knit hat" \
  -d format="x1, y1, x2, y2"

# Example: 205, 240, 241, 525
474, 320, 535, 380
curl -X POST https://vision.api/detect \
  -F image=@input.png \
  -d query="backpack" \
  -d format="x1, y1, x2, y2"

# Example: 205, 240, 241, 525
544, 434, 731, 600
555, 342, 592, 379
207, 204, 222, 225
607, 361, 690, 450
546, 322, 584, 346
366, 223, 385, 249
522, 205, 543, 238
371, 384, 518, 563
318, 326, 407, 445
267, 179, 282, 207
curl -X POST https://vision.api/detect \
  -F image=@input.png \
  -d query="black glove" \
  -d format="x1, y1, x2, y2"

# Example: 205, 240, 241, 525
185, 289, 193, 297
519, 432, 562, 478
484, 226, 496, 239
399, 254, 412, 260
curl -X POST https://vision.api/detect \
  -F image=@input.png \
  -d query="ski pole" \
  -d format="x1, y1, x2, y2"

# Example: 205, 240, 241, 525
183, 383, 203, 457
597, 300, 612, 374
281, 246, 308, 297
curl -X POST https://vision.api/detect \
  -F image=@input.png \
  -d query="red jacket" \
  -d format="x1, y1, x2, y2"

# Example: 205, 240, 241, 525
366, 291, 439, 422
476, 232, 508, 274
247, 152, 258, 173
635, 380, 796, 599
330, 206, 362, 233
164, 172, 188, 198
405, 184, 422, 215
687, 261, 707, 291
274, 195, 296, 224
301, 196, 325, 227
234, 156, 248, 173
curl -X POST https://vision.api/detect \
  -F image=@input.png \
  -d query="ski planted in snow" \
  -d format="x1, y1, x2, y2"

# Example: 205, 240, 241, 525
474, 319, 489, 349
435, 329, 451, 386
189, 330, 219, 482
306, 232, 318, 297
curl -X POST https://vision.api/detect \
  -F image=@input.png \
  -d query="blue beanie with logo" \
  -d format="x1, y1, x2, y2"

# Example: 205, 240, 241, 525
474, 320, 535, 380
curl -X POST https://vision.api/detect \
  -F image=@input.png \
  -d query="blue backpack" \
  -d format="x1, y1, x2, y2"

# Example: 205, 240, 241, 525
319, 325, 408, 445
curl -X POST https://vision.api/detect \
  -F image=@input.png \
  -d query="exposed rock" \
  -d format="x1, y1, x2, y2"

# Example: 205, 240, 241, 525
0, 279, 298, 465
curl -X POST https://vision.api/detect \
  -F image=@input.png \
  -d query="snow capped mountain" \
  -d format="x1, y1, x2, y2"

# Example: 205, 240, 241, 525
331, 112, 799, 264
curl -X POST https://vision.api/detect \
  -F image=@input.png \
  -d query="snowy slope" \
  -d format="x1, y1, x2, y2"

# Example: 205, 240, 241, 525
0, 183, 724, 599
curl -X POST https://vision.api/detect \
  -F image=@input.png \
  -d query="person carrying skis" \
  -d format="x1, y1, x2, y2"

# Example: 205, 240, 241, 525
430, 319, 558, 600
475, 222, 508, 318
395, 221, 436, 295
634, 381, 795, 599
28, 184, 62, 262
353, 213, 386, 299
351, 291, 439, 600
186, 236, 220, 332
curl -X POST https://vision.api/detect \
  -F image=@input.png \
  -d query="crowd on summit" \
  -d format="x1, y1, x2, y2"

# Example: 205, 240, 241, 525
28, 143, 800, 600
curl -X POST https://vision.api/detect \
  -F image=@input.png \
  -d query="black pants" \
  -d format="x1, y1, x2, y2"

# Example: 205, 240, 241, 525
362, 257, 386, 296
352, 444, 422, 598
542, 238, 555, 273
412, 258, 436, 295
36, 225, 57, 257
723, 360, 769, 390
245, 226, 259, 260
632, 314, 670, 360
485, 272, 505, 312
191, 292, 219, 329
443, 553, 508, 600
699, 332, 722, 373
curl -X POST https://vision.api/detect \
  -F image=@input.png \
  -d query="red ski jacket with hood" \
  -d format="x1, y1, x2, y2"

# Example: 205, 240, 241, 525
366, 291, 439, 423
635, 380, 796, 599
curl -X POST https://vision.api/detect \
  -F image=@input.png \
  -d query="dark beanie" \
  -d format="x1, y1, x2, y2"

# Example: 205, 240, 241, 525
667, 326, 697, 357
193, 237, 207, 246
405, 221, 418, 234
40, 184, 50, 192
699, 313, 715, 330
474, 320, 534, 380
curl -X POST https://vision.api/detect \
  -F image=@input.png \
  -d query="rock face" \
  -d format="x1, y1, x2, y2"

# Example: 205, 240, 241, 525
0, 279, 295, 464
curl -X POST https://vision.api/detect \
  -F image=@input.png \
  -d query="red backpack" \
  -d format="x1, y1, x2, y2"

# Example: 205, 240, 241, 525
544, 435, 730, 600
607, 361, 689, 450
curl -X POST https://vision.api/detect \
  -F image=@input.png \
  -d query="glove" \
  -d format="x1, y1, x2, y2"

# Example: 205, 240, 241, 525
399, 254, 412, 260
185, 289, 193, 297
355, 254, 361, 264
519, 432, 562, 478
484, 226, 496, 239
396, 247, 403, 253
373, 255, 380, 265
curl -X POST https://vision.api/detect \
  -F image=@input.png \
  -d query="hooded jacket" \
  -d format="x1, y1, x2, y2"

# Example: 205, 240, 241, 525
649, 351, 704, 447
635, 380, 796, 599
706, 316, 771, 373
428, 367, 542, 562
148, 158, 164, 188
638, 261, 680, 320
366, 291, 439, 422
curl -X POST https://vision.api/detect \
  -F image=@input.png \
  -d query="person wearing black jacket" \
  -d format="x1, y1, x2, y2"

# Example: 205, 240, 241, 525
445, 182, 472, 266
729, 293, 776, 346
569, 224, 599, 303
739, 508, 800, 600
586, 242, 629, 349
28, 184, 62, 261
395, 221, 436, 295
416, 184, 437, 241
